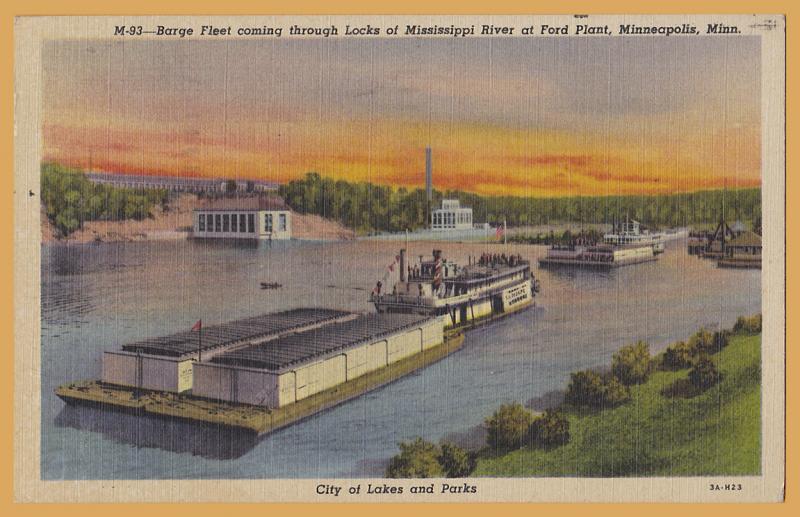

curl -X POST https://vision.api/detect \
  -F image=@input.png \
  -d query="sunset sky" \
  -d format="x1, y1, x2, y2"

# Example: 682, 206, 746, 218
42, 36, 761, 197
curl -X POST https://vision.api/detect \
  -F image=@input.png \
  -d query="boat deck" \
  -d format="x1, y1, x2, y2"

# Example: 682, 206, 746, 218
538, 255, 657, 268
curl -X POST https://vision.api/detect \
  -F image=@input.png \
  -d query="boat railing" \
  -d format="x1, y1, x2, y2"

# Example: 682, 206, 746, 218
370, 293, 436, 307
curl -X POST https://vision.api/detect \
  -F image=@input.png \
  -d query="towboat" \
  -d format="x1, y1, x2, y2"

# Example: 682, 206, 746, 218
371, 249, 539, 329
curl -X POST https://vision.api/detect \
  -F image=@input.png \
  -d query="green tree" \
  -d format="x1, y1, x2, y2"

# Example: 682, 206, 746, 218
733, 314, 762, 334
565, 370, 607, 408
438, 443, 476, 478
688, 354, 722, 390
386, 438, 444, 478
662, 341, 695, 370
602, 375, 632, 407
688, 329, 715, 355
485, 402, 534, 451
528, 409, 570, 448
612, 341, 651, 385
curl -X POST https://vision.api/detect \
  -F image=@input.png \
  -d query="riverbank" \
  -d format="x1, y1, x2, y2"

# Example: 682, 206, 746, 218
473, 332, 761, 477
41, 194, 355, 244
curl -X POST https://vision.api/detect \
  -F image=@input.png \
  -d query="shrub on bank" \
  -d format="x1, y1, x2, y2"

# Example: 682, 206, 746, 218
438, 442, 477, 477
528, 409, 570, 448
662, 340, 695, 370
485, 402, 535, 451
565, 370, 606, 408
565, 370, 631, 409
688, 354, 722, 390
688, 328, 715, 354
612, 341, 651, 385
734, 314, 762, 334
601, 375, 632, 407
386, 438, 444, 478
688, 328, 731, 355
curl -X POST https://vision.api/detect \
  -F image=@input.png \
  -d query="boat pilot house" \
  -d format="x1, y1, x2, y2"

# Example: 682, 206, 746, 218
193, 196, 291, 240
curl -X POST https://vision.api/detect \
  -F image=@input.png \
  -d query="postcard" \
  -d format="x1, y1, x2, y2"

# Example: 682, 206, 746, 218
13, 13, 785, 502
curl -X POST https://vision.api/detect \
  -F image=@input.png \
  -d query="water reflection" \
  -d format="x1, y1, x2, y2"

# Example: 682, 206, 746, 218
54, 404, 260, 460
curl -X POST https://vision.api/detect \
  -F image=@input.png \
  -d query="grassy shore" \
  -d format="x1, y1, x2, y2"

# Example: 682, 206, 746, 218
474, 333, 761, 477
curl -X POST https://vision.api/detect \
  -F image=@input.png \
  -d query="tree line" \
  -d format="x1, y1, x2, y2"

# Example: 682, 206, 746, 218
41, 163, 170, 237
279, 172, 761, 234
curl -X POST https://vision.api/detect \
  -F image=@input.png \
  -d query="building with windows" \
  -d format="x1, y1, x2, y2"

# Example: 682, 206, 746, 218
193, 197, 292, 240
431, 199, 473, 231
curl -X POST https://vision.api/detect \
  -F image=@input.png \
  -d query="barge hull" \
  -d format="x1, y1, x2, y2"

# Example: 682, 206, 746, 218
538, 255, 657, 268
56, 332, 465, 436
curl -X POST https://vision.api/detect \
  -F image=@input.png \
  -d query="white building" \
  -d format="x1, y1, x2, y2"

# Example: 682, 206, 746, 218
432, 199, 473, 231
193, 197, 292, 240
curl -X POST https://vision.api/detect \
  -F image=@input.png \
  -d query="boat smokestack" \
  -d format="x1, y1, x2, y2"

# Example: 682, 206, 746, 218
399, 248, 407, 282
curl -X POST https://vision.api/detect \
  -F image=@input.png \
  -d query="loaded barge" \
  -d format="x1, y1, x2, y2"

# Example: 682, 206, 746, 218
57, 308, 464, 435
57, 248, 538, 436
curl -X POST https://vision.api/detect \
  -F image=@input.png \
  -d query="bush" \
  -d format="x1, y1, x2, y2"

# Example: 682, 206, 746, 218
688, 328, 715, 354
565, 370, 606, 408
602, 375, 632, 407
386, 438, 444, 478
485, 402, 534, 451
438, 442, 476, 477
734, 314, 762, 334
612, 341, 651, 385
712, 330, 731, 352
528, 409, 570, 448
662, 340, 696, 370
688, 354, 722, 390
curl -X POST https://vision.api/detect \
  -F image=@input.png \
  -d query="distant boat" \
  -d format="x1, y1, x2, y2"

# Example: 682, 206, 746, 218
538, 243, 657, 269
603, 218, 665, 254
260, 282, 282, 290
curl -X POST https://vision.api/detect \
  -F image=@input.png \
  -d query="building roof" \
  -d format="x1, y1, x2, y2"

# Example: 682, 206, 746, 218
728, 231, 762, 248
120, 308, 351, 357
196, 196, 289, 212
209, 313, 434, 371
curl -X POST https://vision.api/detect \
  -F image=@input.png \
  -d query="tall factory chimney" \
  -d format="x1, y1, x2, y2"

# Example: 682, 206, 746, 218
425, 147, 432, 229
425, 147, 432, 202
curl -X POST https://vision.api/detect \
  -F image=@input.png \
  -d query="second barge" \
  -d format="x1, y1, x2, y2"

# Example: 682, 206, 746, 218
538, 243, 657, 268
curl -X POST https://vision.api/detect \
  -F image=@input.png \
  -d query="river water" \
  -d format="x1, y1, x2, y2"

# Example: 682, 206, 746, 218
41, 238, 760, 479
